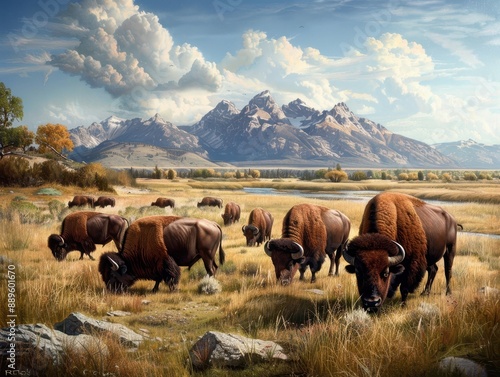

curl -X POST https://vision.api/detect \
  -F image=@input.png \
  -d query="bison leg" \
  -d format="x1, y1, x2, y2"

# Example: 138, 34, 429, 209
152, 280, 161, 293
327, 253, 335, 276
299, 265, 308, 281
421, 264, 438, 296
79, 252, 85, 260
443, 244, 456, 295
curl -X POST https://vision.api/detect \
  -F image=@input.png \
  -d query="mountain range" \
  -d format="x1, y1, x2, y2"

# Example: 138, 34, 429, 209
69, 90, 499, 169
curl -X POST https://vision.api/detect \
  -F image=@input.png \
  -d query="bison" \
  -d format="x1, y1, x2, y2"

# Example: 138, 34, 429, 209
48, 211, 129, 261
68, 195, 95, 208
264, 203, 351, 285
343, 192, 460, 313
99, 216, 225, 293
94, 196, 115, 208
197, 196, 223, 208
151, 197, 175, 208
221, 202, 241, 225
242, 207, 274, 246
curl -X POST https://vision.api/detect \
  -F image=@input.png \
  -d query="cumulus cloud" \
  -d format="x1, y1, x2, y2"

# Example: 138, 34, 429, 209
49, 0, 221, 112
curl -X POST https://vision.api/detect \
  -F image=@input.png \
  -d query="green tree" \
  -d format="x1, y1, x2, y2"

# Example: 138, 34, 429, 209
0, 82, 26, 158
0, 82, 23, 129
350, 171, 367, 181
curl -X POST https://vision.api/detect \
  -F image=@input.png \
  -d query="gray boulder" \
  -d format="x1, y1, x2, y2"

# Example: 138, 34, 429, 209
0, 323, 107, 372
189, 331, 288, 369
54, 312, 145, 348
438, 357, 488, 377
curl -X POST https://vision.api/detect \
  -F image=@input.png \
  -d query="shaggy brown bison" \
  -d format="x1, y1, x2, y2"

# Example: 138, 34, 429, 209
68, 195, 94, 208
48, 212, 129, 261
151, 197, 175, 208
197, 196, 223, 208
343, 192, 460, 313
264, 203, 351, 285
242, 207, 274, 246
99, 216, 225, 293
94, 196, 115, 208
221, 202, 241, 225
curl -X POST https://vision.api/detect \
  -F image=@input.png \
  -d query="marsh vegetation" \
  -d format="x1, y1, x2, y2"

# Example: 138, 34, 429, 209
0, 178, 499, 376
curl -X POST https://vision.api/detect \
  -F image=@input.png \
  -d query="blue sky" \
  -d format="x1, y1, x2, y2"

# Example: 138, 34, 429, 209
1, 0, 499, 145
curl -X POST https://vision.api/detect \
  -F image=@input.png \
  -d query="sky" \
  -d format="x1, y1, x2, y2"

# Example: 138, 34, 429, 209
0, 0, 499, 145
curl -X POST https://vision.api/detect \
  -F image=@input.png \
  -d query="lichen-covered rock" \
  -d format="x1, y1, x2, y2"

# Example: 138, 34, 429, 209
189, 331, 288, 369
54, 312, 145, 348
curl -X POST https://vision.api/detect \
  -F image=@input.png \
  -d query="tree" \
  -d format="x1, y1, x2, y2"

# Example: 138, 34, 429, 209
0, 82, 23, 129
0, 82, 27, 158
35, 123, 74, 156
325, 170, 348, 182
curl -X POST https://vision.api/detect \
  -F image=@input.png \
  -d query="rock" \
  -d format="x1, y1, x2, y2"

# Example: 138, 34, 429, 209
107, 310, 132, 317
54, 312, 144, 349
438, 357, 488, 377
189, 331, 288, 370
0, 323, 107, 373
478, 286, 499, 297
303, 289, 325, 295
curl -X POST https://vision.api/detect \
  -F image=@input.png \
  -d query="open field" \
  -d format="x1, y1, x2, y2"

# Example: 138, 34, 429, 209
0, 179, 499, 376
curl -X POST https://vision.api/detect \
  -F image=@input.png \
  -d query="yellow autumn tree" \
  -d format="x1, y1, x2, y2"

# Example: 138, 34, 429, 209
36, 123, 74, 155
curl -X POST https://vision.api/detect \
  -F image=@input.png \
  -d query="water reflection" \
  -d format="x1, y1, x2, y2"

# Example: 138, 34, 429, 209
242, 187, 378, 202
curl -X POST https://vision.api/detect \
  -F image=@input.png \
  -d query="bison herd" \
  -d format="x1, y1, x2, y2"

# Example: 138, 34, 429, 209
49, 192, 462, 313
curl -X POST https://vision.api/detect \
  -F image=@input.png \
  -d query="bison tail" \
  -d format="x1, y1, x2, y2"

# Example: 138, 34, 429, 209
219, 243, 225, 266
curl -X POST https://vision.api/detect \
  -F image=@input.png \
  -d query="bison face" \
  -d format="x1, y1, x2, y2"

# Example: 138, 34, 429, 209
48, 234, 68, 261
264, 239, 305, 285
98, 252, 136, 293
222, 214, 233, 226
242, 225, 260, 246
343, 234, 405, 313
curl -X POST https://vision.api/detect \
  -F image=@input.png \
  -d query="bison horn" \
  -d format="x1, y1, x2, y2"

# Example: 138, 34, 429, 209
242, 225, 247, 233
58, 236, 65, 247
290, 242, 304, 260
107, 256, 120, 271
264, 241, 272, 257
388, 241, 405, 266
342, 243, 356, 265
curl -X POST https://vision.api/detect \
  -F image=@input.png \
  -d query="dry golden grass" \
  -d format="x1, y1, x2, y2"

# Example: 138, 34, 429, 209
0, 178, 499, 376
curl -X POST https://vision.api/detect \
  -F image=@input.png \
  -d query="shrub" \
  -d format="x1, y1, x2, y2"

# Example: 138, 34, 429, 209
197, 276, 221, 295
36, 188, 62, 196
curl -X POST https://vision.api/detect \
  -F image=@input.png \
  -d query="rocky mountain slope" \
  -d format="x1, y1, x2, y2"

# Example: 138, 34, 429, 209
69, 90, 485, 168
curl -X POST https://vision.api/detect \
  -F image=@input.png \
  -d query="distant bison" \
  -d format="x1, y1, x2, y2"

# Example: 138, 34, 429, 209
68, 195, 94, 208
98, 216, 225, 293
264, 203, 351, 285
242, 208, 274, 247
221, 202, 241, 225
94, 196, 115, 208
343, 192, 460, 312
151, 197, 175, 208
197, 196, 223, 208
48, 211, 129, 261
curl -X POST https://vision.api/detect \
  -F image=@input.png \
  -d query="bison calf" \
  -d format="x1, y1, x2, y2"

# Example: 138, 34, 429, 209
48, 212, 129, 261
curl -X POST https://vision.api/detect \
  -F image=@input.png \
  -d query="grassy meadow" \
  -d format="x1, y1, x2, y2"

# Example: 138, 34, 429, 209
0, 178, 499, 376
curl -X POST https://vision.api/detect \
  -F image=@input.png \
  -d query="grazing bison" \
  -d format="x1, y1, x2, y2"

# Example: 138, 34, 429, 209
221, 202, 241, 225
197, 196, 223, 208
99, 216, 182, 293
99, 216, 225, 293
68, 195, 94, 208
264, 203, 351, 285
48, 211, 129, 261
151, 197, 175, 208
94, 196, 115, 208
242, 208, 274, 246
343, 192, 460, 313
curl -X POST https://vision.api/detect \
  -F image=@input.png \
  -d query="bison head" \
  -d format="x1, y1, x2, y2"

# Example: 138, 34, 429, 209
343, 233, 405, 313
48, 234, 68, 261
242, 225, 260, 246
98, 252, 136, 292
222, 213, 234, 226
264, 239, 305, 285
